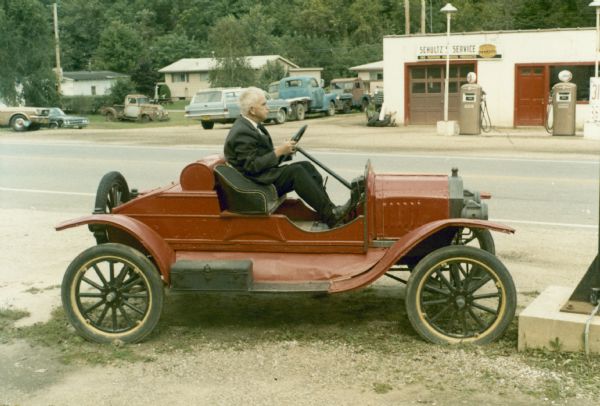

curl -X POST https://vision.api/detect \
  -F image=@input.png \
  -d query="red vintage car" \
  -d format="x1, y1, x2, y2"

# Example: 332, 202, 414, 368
56, 126, 516, 345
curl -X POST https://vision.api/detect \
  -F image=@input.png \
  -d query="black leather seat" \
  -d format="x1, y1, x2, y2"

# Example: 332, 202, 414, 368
214, 164, 285, 215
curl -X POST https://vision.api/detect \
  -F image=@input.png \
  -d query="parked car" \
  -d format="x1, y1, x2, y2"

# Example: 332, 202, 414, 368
271, 76, 338, 120
100, 94, 169, 122
48, 108, 89, 129
0, 106, 50, 131
56, 125, 516, 346
330, 77, 371, 113
185, 87, 290, 129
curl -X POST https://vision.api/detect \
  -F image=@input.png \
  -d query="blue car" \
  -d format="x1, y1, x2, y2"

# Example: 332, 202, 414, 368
185, 87, 290, 130
48, 108, 89, 129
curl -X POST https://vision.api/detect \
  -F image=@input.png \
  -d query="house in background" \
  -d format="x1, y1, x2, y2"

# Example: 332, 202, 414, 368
289, 67, 323, 82
61, 71, 130, 96
349, 61, 383, 94
158, 55, 299, 100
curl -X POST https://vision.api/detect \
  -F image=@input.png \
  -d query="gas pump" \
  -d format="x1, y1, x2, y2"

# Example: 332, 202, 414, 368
459, 72, 491, 135
545, 70, 577, 136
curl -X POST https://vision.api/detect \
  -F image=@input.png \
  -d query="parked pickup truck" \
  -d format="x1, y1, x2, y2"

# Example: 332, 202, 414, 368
330, 77, 370, 113
269, 76, 338, 120
100, 94, 169, 122
185, 87, 290, 130
0, 106, 50, 131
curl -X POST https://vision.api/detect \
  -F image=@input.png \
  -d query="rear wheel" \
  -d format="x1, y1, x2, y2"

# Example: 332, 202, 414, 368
453, 227, 495, 254
201, 120, 214, 129
275, 108, 286, 124
327, 101, 336, 116
405, 245, 516, 345
94, 171, 130, 214
61, 243, 164, 344
105, 111, 117, 122
295, 103, 305, 121
140, 115, 150, 123
49, 122, 59, 129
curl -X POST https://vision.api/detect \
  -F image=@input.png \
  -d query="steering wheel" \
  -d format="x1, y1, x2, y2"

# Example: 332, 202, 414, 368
291, 124, 308, 143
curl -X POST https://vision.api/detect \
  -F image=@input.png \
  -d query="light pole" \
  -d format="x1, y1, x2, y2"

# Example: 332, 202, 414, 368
585, 1, 600, 140
591, 0, 600, 78
441, 3, 457, 123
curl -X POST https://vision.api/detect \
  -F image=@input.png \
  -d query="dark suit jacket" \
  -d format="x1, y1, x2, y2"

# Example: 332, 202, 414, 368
224, 116, 290, 185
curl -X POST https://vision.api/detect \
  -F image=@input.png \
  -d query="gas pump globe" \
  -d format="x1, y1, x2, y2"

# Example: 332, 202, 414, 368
549, 70, 577, 136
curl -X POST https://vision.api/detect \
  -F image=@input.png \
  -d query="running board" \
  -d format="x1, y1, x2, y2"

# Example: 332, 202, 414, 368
170, 259, 330, 293
251, 281, 330, 293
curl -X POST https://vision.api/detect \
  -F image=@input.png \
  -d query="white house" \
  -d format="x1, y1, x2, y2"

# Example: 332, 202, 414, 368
159, 55, 300, 100
383, 28, 594, 128
61, 71, 130, 96
350, 60, 383, 94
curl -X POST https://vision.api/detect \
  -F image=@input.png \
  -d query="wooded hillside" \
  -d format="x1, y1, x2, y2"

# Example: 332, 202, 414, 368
0, 0, 595, 105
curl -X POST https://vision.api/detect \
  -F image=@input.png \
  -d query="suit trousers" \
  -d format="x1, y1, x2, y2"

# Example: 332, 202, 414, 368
271, 161, 334, 221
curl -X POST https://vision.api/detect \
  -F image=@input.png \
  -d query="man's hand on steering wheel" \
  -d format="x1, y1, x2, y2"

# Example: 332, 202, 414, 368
275, 140, 296, 157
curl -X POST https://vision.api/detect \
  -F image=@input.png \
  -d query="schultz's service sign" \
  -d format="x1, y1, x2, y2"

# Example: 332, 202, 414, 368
417, 43, 502, 60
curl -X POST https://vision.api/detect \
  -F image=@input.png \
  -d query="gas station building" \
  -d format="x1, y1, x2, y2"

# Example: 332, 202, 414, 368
382, 28, 595, 128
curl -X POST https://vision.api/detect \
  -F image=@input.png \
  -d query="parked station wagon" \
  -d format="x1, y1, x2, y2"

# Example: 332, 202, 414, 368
185, 87, 290, 129
57, 126, 516, 345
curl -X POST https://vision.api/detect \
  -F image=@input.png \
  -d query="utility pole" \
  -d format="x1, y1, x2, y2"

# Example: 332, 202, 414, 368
405, 0, 410, 35
53, 3, 62, 95
421, 0, 426, 33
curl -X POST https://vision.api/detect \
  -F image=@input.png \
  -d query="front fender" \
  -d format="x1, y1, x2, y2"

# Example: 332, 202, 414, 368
330, 219, 514, 293
56, 214, 175, 282
324, 93, 338, 105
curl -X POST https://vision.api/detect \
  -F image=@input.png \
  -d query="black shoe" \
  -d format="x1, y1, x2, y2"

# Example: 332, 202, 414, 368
328, 198, 353, 228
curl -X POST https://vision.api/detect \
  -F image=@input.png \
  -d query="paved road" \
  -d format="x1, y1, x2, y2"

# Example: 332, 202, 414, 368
0, 133, 598, 229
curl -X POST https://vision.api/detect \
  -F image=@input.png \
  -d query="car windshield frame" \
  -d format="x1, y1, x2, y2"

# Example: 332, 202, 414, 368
49, 107, 66, 116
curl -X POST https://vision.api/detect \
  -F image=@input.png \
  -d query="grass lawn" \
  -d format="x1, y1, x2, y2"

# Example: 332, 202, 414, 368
87, 111, 198, 129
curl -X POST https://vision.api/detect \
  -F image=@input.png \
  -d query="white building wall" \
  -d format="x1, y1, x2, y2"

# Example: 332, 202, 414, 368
61, 79, 117, 96
384, 28, 595, 127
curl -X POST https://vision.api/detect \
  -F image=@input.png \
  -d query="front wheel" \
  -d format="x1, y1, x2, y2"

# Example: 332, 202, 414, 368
405, 245, 516, 345
10, 114, 28, 132
61, 243, 164, 344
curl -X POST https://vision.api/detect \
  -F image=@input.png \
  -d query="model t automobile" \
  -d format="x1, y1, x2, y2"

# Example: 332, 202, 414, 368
57, 126, 516, 345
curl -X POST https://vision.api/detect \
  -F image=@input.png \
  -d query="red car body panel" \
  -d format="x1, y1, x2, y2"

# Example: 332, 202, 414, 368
56, 154, 513, 292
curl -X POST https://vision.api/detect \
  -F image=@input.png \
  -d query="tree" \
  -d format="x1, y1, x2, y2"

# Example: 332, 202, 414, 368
256, 60, 286, 90
58, 0, 107, 70
106, 78, 136, 105
209, 57, 256, 88
93, 21, 144, 73
0, 0, 58, 106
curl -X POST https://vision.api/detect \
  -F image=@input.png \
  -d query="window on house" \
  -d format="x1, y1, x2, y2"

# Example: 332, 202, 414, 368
172, 73, 189, 83
549, 65, 594, 102
91, 86, 96, 95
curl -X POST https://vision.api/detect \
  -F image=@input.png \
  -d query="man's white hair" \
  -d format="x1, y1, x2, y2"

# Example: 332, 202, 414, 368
239, 87, 265, 115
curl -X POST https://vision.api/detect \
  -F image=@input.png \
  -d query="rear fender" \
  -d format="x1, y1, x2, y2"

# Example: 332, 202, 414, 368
56, 214, 175, 282
330, 219, 514, 293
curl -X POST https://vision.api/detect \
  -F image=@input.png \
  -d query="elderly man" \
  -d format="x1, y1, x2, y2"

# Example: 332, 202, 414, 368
224, 87, 349, 228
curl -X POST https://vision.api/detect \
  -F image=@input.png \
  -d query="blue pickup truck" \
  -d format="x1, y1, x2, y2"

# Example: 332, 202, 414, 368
268, 76, 338, 120
185, 87, 290, 129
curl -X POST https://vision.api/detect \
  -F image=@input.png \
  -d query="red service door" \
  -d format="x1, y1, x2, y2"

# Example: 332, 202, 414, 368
515, 66, 546, 126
